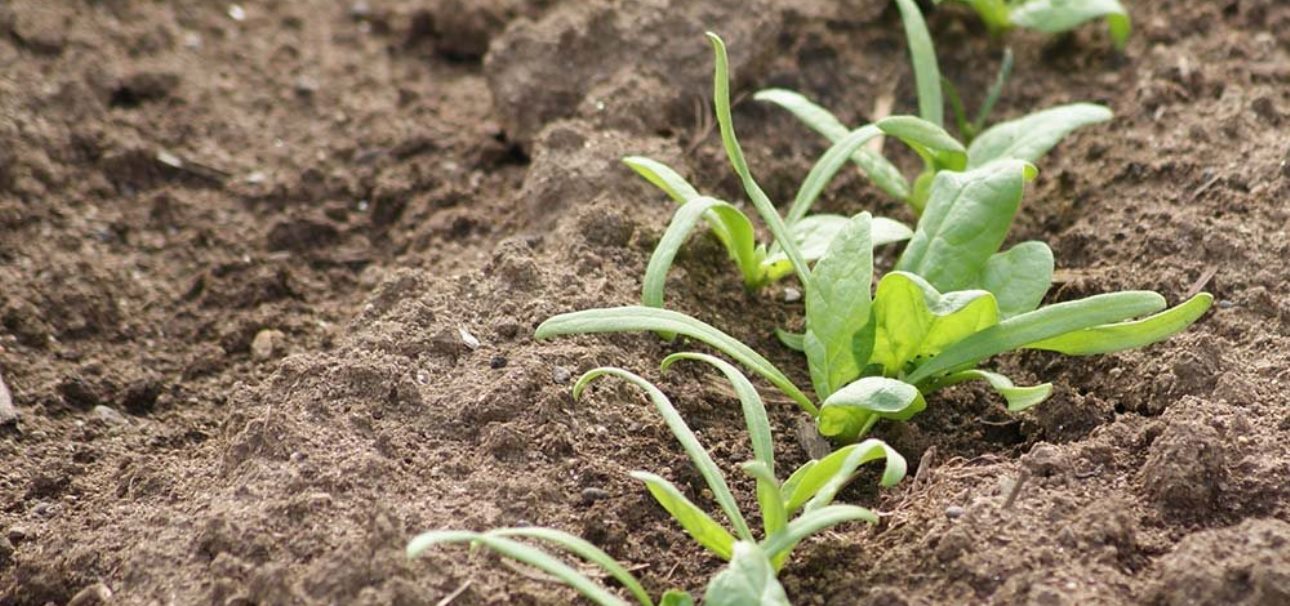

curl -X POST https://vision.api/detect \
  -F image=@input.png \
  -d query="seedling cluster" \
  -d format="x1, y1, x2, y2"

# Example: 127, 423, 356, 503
411, 2, 1211, 603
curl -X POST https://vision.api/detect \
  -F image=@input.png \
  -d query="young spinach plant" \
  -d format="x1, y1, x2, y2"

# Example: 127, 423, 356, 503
758, 0, 1112, 212
934, 0, 1131, 49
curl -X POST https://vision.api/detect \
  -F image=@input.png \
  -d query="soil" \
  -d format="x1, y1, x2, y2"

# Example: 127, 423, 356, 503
2, 0, 1288, 604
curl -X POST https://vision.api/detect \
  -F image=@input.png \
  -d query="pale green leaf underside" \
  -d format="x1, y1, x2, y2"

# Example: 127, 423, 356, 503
703, 542, 790, 606
942, 369, 1053, 411
818, 377, 927, 439
1009, 0, 1131, 50
1025, 293, 1213, 355
967, 103, 1114, 168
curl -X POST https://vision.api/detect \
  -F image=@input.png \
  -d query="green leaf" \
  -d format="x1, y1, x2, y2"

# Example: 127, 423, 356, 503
623, 156, 702, 204
876, 115, 967, 171
894, 0, 944, 127
753, 89, 910, 200
817, 377, 927, 440
937, 369, 1053, 411
804, 213, 874, 400
661, 353, 775, 476
980, 241, 1055, 318
537, 307, 816, 415
956, 0, 1014, 33
660, 591, 694, 606
785, 125, 883, 224
896, 161, 1031, 294
968, 103, 1113, 168
643, 197, 761, 315
782, 439, 907, 514
762, 214, 912, 282
490, 528, 654, 606
1009, 0, 1132, 50
703, 542, 790, 606
870, 272, 999, 376
708, 33, 812, 289
972, 47, 1015, 134
760, 505, 878, 563
631, 471, 738, 561
775, 328, 805, 352
906, 291, 1169, 384
576, 368, 753, 542
1025, 293, 1213, 355
742, 461, 788, 550
407, 531, 631, 606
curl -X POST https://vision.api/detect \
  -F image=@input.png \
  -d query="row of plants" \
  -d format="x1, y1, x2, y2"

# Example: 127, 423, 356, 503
409, 1, 1207, 603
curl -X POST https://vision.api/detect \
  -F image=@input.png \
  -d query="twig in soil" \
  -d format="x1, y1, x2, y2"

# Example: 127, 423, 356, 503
1186, 174, 1222, 202
1001, 469, 1030, 510
867, 90, 896, 154
1184, 265, 1218, 299
155, 149, 231, 185
686, 91, 749, 156
913, 446, 937, 485
436, 581, 472, 606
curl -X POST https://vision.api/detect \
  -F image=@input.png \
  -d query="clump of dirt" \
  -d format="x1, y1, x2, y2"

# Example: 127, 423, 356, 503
3, 0, 1290, 604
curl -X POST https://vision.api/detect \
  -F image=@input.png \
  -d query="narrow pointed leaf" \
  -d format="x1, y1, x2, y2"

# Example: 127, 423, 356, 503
760, 505, 878, 562
662, 353, 775, 475
876, 115, 967, 171
703, 542, 790, 606
894, 0, 944, 127
938, 369, 1053, 411
968, 103, 1113, 168
577, 368, 753, 542
1025, 293, 1213, 355
538, 307, 815, 415
623, 156, 702, 204
785, 125, 882, 224
631, 471, 738, 560
742, 461, 788, 545
643, 197, 760, 313
783, 439, 907, 514
490, 528, 654, 606
775, 328, 805, 352
804, 213, 874, 400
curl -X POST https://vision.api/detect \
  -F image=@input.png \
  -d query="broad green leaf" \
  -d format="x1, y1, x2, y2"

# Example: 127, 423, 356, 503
407, 531, 630, 606
1009, 0, 1131, 50
623, 156, 702, 204
762, 214, 912, 281
870, 272, 999, 376
937, 369, 1053, 411
577, 368, 753, 542
742, 461, 788, 551
537, 307, 816, 415
895, 161, 1031, 294
662, 353, 775, 475
967, 103, 1113, 168
780, 460, 816, 500
950, 0, 1013, 33
631, 471, 738, 560
980, 241, 1054, 318
760, 505, 878, 562
817, 377, 927, 440
1025, 293, 1213, 355
753, 89, 910, 200
491, 528, 653, 606
894, 0, 944, 127
660, 591, 694, 606
804, 213, 874, 400
906, 291, 1168, 384
785, 125, 883, 224
708, 33, 812, 289
643, 197, 760, 315
876, 116, 967, 171
703, 542, 790, 606
783, 439, 907, 514
775, 328, 805, 352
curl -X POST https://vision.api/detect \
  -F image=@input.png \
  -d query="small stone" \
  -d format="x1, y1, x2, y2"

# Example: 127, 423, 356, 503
458, 327, 481, 350
0, 372, 16, 426
552, 366, 572, 384
92, 405, 128, 426
489, 355, 508, 369
783, 287, 802, 303
0, 534, 13, 564
250, 329, 286, 361
7, 525, 29, 543
67, 583, 113, 606
32, 501, 59, 517
945, 505, 966, 519
580, 488, 611, 505
294, 75, 319, 97
349, 0, 371, 18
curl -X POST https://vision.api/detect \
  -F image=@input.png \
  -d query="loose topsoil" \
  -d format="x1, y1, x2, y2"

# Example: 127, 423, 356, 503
2, 1, 1289, 604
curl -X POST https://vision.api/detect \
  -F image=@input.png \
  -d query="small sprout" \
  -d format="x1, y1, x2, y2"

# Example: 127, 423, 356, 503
934, 0, 1132, 50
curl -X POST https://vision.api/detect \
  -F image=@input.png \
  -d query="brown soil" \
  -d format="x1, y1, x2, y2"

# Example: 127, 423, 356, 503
2, 0, 1288, 604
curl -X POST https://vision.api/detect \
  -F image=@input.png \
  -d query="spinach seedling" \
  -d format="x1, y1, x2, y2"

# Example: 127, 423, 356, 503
574, 362, 904, 571
536, 160, 1213, 439
759, 0, 1112, 212
934, 0, 1131, 49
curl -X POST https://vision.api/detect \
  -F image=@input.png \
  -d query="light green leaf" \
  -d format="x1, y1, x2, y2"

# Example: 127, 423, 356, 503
896, 161, 1031, 294
783, 439, 907, 515
954, 0, 1013, 33
870, 272, 999, 376
876, 115, 967, 171
804, 213, 874, 400
967, 103, 1113, 168
1009, 0, 1131, 50
577, 368, 753, 542
762, 214, 912, 281
1025, 293, 1213, 355
817, 377, 927, 440
742, 461, 788, 550
894, 0, 944, 127
775, 328, 805, 352
906, 291, 1168, 384
760, 505, 878, 563
708, 33, 812, 289
938, 369, 1053, 411
643, 197, 761, 315
623, 156, 702, 204
785, 125, 883, 224
661, 353, 775, 476
753, 89, 910, 200
490, 527, 654, 606
703, 542, 790, 606
407, 531, 631, 606
537, 307, 815, 415
631, 471, 738, 561
980, 241, 1054, 318
660, 591, 695, 606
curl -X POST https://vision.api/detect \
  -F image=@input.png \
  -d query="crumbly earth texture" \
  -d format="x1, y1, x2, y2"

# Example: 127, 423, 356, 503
2, 0, 1289, 604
